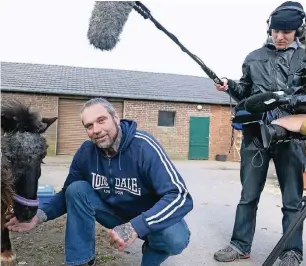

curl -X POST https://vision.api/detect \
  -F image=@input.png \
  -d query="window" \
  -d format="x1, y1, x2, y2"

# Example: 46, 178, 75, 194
158, 110, 175, 127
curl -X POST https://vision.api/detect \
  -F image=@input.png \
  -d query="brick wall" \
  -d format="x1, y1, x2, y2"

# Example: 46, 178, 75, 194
209, 105, 242, 162
124, 100, 241, 161
1, 92, 241, 161
1, 92, 58, 155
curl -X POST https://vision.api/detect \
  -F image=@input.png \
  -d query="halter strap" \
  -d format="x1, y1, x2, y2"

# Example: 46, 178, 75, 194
13, 193, 39, 207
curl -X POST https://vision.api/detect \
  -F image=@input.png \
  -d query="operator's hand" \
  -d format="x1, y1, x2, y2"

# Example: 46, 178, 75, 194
5, 215, 39, 232
107, 222, 138, 252
214, 78, 229, 92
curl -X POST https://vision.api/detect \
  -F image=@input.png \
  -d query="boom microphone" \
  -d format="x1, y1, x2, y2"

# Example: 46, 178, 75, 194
87, 1, 134, 51
87, 1, 224, 85
244, 92, 290, 113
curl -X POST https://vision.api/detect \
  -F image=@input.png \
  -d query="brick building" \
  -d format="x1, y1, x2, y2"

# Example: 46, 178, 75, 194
1, 62, 241, 161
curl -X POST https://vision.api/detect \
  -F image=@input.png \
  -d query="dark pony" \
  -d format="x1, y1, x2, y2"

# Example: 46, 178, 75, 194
1, 100, 57, 265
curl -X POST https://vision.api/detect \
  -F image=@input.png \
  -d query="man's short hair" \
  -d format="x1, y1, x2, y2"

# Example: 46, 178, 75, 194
81, 98, 117, 118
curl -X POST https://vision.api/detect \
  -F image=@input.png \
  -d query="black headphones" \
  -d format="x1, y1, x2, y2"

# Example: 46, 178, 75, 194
266, 5, 306, 37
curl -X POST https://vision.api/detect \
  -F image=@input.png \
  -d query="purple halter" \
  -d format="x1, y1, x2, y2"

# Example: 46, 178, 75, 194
13, 193, 39, 207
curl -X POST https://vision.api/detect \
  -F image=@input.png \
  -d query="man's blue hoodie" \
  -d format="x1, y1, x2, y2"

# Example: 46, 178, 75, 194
40, 119, 193, 238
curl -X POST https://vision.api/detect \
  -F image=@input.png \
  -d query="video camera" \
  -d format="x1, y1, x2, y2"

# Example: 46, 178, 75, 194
232, 91, 306, 149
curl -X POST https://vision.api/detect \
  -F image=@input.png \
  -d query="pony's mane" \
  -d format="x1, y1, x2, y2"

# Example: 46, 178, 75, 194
1, 155, 14, 215
1, 100, 41, 134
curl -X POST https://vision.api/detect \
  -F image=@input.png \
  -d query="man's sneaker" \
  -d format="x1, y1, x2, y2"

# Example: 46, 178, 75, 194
78, 258, 96, 266
279, 250, 301, 266
213, 246, 250, 262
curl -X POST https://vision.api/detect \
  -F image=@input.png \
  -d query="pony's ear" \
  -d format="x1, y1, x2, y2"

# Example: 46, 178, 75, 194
1, 115, 7, 134
1, 115, 16, 134
38, 117, 58, 133
1, 114, 7, 126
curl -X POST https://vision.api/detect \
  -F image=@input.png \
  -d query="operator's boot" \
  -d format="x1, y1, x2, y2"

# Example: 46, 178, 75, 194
214, 246, 250, 262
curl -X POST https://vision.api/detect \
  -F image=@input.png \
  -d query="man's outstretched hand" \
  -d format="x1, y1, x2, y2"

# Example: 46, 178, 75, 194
5, 216, 39, 232
107, 222, 138, 252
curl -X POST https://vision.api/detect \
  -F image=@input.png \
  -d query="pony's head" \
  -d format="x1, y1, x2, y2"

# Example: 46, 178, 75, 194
1, 99, 57, 135
1, 100, 57, 222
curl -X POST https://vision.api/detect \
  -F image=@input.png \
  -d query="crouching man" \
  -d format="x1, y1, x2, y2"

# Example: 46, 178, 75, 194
6, 98, 193, 266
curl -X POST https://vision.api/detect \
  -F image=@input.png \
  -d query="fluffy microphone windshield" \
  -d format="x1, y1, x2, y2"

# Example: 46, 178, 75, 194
87, 1, 135, 51
244, 92, 280, 113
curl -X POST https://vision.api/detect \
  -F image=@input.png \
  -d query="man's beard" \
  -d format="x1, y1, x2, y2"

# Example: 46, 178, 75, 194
95, 136, 115, 149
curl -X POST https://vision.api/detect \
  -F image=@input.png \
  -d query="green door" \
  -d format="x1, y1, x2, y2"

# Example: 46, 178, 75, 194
188, 116, 210, 160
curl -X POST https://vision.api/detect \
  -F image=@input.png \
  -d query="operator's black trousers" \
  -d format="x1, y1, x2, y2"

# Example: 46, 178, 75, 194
230, 140, 305, 260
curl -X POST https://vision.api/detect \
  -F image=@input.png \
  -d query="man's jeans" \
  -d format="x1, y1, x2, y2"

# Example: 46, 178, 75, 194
230, 140, 305, 258
64, 181, 190, 266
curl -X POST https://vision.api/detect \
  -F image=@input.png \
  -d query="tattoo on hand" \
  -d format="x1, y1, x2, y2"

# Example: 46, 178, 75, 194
113, 223, 135, 242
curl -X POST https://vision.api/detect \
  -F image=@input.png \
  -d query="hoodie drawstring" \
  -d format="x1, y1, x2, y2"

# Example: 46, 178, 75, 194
119, 151, 122, 171
95, 145, 122, 171
95, 147, 99, 172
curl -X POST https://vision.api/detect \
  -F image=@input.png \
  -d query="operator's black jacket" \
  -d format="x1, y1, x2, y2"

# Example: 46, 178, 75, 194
227, 38, 306, 112
227, 38, 306, 147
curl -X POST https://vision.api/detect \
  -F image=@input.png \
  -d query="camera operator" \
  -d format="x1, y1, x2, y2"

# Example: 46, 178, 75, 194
213, 1, 306, 265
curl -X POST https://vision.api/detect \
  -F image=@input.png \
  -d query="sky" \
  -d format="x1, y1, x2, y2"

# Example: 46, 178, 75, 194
1, 0, 304, 80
